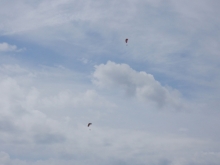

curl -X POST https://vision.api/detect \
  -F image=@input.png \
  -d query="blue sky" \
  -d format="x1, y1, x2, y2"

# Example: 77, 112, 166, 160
0, 0, 220, 164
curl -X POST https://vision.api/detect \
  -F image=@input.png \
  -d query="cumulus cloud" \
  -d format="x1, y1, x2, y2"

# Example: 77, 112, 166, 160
93, 61, 182, 108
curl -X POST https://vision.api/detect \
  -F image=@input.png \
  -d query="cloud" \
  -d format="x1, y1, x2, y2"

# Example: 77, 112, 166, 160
0, 42, 24, 52
0, 63, 116, 143
93, 61, 182, 108
0, 152, 10, 165
0, 117, 18, 133
0, 1, 220, 164
0, 64, 219, 165
33, 132, 66, 144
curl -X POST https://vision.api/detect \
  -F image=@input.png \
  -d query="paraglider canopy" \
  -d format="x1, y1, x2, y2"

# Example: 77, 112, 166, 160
88, 123, 92, 127
125, 38, 128, 43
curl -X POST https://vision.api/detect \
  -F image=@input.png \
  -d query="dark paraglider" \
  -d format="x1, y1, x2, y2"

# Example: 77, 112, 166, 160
125, 38, 128, 46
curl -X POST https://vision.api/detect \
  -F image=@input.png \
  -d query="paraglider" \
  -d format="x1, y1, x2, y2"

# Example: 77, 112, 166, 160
125, 38, 128, 46
88, 123, 92, 127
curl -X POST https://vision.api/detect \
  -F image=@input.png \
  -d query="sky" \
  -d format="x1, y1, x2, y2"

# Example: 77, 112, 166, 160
0, 0, 220, 164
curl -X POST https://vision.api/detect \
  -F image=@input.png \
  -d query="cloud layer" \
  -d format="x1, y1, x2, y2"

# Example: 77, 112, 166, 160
0, 0, 220, 164
0, 63, 219, 165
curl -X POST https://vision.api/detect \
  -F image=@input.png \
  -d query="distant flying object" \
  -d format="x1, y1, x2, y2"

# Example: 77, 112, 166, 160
125, 38, 128, 46
88, 123, 92, 127
125, 38, 128, 43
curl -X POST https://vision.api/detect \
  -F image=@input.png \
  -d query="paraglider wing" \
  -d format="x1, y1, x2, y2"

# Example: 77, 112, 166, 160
125, 38, 128, 43
88, 123, 92, 127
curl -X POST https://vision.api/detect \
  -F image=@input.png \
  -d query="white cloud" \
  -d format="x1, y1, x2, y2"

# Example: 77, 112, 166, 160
0, 0, 220, 164
93, 61, 182, 108
0, 64, 116, 144
0, 63, 219, 165
0, 42, 15, 52
0, 42, 24, 52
